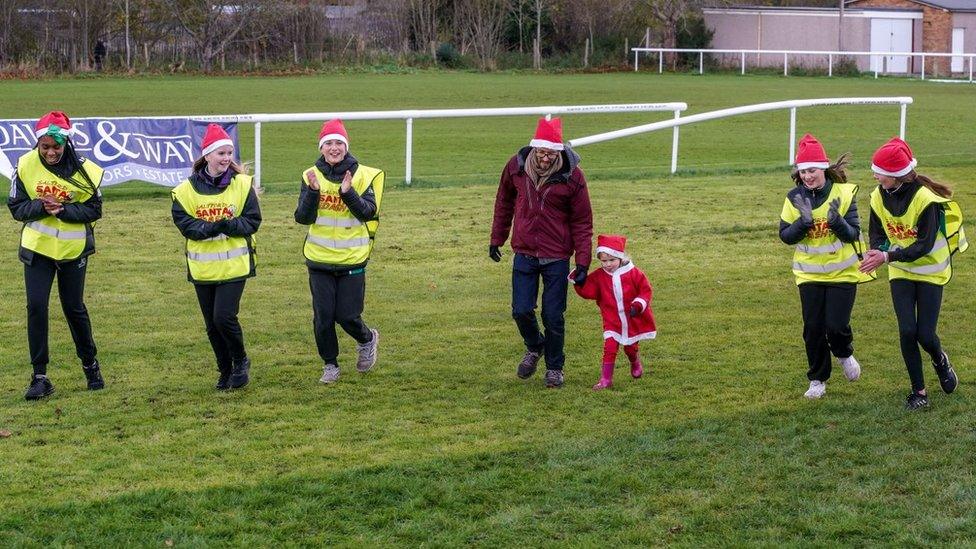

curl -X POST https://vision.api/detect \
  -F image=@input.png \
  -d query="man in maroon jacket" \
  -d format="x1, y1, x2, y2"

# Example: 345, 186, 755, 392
489, 117, 593, 388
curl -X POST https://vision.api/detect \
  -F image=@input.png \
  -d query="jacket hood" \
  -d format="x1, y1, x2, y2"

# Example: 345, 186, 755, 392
516, 145, 580, 183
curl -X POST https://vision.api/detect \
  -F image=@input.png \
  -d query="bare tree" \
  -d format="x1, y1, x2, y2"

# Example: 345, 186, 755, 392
456, 0, 511, 69
409, 0, 442, 57
172, 0, 259, 72
643, 0, 702, 67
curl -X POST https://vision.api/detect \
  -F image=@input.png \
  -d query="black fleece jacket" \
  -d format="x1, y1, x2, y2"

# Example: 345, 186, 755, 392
778, 179, 861, 245
867, 180, 940, 263
171, 170, 262, 241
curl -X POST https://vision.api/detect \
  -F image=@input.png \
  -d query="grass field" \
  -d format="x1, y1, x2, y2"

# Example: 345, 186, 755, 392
1, 72, 976, 546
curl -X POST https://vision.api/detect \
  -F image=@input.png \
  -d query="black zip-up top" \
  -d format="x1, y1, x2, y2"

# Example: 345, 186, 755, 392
779, 178, 861, 245
294, 152, 378, 272
868, 179, 940, 263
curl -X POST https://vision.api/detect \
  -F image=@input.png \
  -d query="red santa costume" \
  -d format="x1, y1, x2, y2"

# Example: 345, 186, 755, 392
573, 234, 656, 389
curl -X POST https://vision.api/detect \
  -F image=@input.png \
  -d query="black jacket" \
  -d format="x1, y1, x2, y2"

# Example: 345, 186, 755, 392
7, 154, 103, 265
779, 179, 861, 246
294, 153, 378, 272
171, 169, 262, 242
867, 180, 939, 263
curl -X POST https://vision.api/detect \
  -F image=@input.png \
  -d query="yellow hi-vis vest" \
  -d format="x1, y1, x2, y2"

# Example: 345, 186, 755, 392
301, 164, 384, 266
870, 185, 968, 286
172, 174, 256, 283
17, 150, 103, 261
781, 182, 874, 285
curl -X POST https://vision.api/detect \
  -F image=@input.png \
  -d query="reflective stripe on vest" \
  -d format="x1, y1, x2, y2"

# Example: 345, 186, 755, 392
16, 151, 103, 261
302, 164, 384, 266
172, 174, 255, 282
795, 240, 844, 254
792, 252, 859, 274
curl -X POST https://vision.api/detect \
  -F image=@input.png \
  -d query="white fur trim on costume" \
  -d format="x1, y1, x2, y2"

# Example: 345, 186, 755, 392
529, 139, 564, 151
202, 138, 234, 157
633, 297, 647, 312
603, 330, 657, 345
871, 158, 916, 178
34, 126, 74, 139
319, 133, 349, 149
795, 161, 829, 170
595, 246, 628, 260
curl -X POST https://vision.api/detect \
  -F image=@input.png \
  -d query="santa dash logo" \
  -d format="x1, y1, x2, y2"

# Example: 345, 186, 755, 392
886, 221, 918, 240
806, 218, 831, 240
318, 192, 349, 213
35, 182, 74, 203
195, 202, 236, 222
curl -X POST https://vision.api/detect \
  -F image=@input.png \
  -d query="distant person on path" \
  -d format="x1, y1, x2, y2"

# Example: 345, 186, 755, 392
172, 124, 261, 391
490, 117, 593, 388
93, 39, 107, 72
779, 134, 870, 400
859, 137, 968, 411
294, 119, 383, 385
7, 111, 105, 400
572, 234, 656, 390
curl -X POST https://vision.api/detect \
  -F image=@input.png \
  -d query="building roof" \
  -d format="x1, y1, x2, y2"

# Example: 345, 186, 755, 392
848, 0, 976, 12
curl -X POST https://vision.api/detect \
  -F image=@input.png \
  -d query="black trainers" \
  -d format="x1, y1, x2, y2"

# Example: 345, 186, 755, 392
544, 369, 564, 388
216, 372, 231, 391
905, 392, 929, 411
229, 357, 250, 389
82, 360, 105, 391
517, 350, 541, 379
933, 352, 958, 394
25, 375, 55, 401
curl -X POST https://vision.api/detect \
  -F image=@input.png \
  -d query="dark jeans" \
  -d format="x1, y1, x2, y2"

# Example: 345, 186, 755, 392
890, 279, 944, 392
798, 283, 856, 382
511, 253, 569, 371
309, 268, 372, 366
24, 255, 98, 375
194, 281, 247, 374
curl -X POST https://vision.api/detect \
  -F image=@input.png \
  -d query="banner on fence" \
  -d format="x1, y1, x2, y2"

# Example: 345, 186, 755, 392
0, 118, 238, 187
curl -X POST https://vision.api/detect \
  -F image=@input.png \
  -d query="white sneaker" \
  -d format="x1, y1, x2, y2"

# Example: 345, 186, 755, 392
804, 380, 826, 399
320, 363, 340, 384
838, 355, 861, 381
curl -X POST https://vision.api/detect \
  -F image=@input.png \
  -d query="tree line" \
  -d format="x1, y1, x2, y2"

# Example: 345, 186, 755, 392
0, 0, 720, 74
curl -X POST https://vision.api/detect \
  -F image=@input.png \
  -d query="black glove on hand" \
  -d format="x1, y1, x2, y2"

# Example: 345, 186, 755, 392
826, 197, 841, 224
791, 194, 814, 225
212, 219, 229, 234
572, 265, 587, 286
628, 303, 641, 317
489, 245, 502, 262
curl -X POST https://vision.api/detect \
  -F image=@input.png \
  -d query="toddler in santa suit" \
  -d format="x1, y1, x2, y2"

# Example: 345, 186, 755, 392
572, 234, 656, 390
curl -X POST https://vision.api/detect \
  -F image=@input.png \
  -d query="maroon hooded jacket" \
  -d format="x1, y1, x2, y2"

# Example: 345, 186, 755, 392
490, 146, 593, 267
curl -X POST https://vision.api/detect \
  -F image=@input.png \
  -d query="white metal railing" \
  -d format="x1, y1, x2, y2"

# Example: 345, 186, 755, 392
569, 97, 912, 169
201, 103, 687, 186
633, 48, 976, 82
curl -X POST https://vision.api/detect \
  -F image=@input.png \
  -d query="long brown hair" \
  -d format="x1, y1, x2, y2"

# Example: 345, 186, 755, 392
191, 156, 248, 176
895, 171, 952, 198
791, 152, 851, 185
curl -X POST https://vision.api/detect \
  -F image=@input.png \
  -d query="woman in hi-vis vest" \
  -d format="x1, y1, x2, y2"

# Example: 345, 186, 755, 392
171, 124, 261, 391
779, 134, 871, 400
859, 138, 968, 411
6, 111, 105, 401
294, 119, 383, 385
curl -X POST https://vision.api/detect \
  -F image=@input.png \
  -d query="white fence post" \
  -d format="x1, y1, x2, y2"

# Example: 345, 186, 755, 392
254, 121, 262, 190
970, 57, 973, 82
788, 107, 796, 165
699, 52, 703, 74
659, 52, 663, 74
405, 117, 413, 185
741, 51, 745, 75
671, 109, 680, 174
783, 52, 788, 76
921, 55, 926, 80
899, 103, 907, 140
634, 50, 639, 72
828, 53, 833, 77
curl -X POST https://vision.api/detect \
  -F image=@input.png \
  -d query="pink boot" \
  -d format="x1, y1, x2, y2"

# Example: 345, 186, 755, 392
630, 358, 644, 379
593, 363, 614, 390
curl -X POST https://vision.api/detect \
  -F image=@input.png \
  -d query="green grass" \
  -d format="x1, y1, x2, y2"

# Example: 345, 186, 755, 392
1, 73, 975, 545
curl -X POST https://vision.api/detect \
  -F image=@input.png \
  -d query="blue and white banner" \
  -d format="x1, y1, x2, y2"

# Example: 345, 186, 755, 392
0, 118, 239, 187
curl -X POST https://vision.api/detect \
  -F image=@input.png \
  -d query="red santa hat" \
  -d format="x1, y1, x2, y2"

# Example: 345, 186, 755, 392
319, 119, 349, 150
596, 234, 628, 260
201, 123, 234, 156
529, 117, 564, 151
34, 111, 74, 140
794, 133, 830, 170
871, 137, 917, 177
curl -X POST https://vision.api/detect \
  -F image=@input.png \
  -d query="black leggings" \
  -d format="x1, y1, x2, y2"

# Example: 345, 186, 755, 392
890, 279, 944, 392
24, 255, 98, 375
194, 280, 247, 374
308, 268, 372, 366
798, 283, 856, 382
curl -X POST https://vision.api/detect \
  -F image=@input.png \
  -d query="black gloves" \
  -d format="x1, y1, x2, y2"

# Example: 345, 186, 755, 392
489, 245, 502, 262
791, 194, 813, 225
571, 265, 587, 286
628, 303, 641, 317
212, 218, 229, 235
826, 197, 841, 224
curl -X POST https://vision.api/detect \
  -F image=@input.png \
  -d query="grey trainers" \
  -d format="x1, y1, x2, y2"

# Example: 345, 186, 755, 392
320, 363, 340, 384
356, 328, 379, 373
544, 369, 564, 388
517, 350, 542, 379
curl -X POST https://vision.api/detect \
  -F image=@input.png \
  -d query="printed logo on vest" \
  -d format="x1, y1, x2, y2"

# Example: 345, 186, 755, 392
318, 192, 349, 213
35, 182, 74, 203
195, 202, 236, 221
806, 218, 831, 240
886, 221, 917, 240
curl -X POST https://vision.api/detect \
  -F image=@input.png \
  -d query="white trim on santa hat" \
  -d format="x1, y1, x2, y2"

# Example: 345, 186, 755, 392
529, 138, 564, 151
34, 126, 74, 139
871, 158, 917, 178
319, 133, 349, 150
202, 138, 234, 157
595, 245, 628, 260
796, 161, 830, 170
